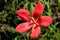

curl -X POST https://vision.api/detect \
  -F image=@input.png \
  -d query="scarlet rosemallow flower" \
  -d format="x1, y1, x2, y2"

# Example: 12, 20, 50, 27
16, 1, 53, 38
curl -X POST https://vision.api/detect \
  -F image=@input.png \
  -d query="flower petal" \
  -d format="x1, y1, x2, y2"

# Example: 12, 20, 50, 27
30, 24, 41, 38
17, 9, 31, 22
38, 16, 53, 27
16, 22, 32, 33
32, 2, 44, 19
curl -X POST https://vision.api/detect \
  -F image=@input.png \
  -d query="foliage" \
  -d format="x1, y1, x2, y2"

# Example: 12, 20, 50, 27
0, 0, 59, 40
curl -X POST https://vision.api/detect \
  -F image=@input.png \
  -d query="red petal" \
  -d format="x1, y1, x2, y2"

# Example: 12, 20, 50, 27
16, 22, 32, 33
38, 16, 53, 27
32, 2, 44, 19
30, 24, 41, 38
17, 9, 31, 22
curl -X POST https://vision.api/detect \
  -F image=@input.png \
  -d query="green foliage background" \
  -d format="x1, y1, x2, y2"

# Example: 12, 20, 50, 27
0, 0, 59, 40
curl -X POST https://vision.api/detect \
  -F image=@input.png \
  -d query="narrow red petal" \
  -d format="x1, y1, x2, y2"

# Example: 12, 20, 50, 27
30, 24, 41, 38
17, 9, 31, 22
32, 2, 44, 19
38, 16, 53, 27
16, 22, 32, 33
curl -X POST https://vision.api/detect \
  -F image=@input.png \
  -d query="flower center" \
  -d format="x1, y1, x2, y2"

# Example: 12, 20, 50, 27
30, 17, 39, 26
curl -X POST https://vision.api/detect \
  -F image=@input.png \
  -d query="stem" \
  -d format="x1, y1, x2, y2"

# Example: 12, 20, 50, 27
23, 33, 27, 40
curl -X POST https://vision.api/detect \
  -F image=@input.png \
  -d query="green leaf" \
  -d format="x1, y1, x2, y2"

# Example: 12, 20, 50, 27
15, 0, 18, 5
14, 36, 22, 40
4, 0, 7, 3
28, 2, 34, 14
26, 32, 31, 40
57, 29, 60, 40
58, 0, 60, 11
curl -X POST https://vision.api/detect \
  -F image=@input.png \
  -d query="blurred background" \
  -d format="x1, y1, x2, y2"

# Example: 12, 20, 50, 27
0, 0, 59, 40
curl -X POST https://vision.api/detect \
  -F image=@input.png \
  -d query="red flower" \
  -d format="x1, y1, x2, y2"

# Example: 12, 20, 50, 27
16, 2, 53, 38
